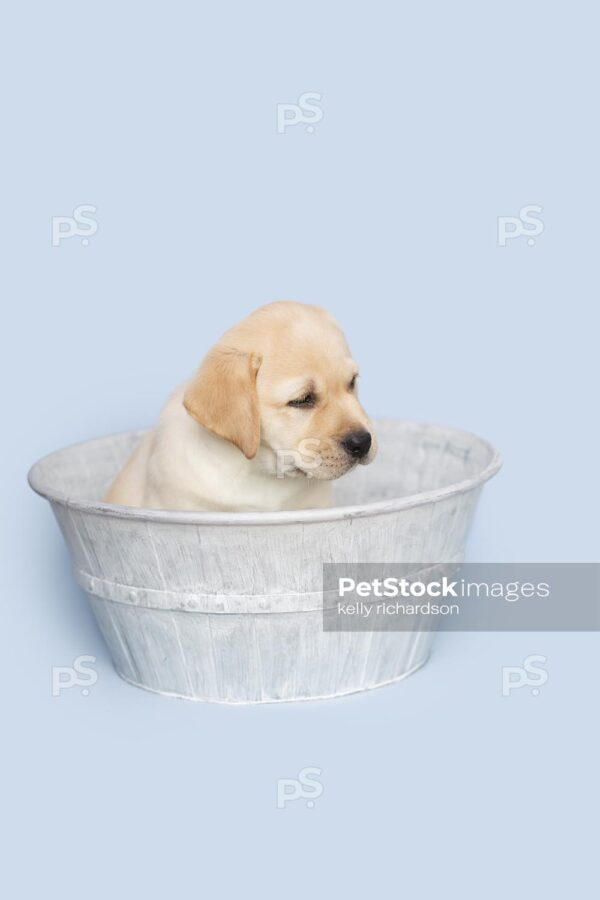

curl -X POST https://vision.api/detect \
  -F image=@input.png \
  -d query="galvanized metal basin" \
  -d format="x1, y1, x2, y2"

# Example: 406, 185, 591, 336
28, 419, 501, 703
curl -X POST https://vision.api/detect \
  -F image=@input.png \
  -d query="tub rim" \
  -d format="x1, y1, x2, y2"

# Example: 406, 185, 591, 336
27, 419, 502, 527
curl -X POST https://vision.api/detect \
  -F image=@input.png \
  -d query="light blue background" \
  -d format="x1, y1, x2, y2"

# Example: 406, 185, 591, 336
2, 2, 598, 897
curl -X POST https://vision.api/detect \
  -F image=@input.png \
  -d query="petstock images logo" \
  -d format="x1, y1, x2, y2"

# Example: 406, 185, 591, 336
322, 563, 600, 632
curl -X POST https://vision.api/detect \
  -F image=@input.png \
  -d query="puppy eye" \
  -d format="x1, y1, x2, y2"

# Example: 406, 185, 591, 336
288, 393, 316, 409
348, 375, 358, 391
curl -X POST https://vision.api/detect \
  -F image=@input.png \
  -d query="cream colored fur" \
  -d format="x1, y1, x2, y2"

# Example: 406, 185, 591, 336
105, 301, 376, 511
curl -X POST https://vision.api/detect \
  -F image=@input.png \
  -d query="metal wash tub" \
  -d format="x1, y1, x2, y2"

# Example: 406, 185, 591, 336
28, 419, 501, 703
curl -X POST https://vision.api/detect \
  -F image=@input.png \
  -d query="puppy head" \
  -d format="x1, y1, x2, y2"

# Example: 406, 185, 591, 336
183, 301, 377, 480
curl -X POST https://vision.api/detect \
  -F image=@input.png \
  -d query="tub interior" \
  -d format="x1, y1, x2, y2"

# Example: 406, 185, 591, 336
30, 419, 496, 510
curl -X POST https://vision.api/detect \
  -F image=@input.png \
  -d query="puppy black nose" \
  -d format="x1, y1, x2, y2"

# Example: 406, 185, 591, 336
341, 430, 372, 460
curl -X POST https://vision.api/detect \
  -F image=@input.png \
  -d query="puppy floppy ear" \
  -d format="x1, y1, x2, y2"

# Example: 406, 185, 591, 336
183, 346, 262, 459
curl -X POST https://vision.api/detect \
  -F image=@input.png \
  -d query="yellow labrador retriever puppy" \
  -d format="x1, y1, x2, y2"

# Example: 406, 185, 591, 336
105, 301, 377, 511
